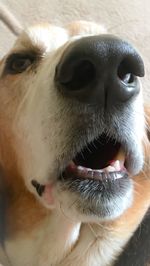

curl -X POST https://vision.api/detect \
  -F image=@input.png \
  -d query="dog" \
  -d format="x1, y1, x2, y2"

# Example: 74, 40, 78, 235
0, 20, 150, 266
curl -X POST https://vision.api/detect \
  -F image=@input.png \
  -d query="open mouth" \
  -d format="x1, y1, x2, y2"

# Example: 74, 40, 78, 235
62, 133, 127, 182
32, 133, 128, 196
57, 133, 132, 219
31, 133, 132, 219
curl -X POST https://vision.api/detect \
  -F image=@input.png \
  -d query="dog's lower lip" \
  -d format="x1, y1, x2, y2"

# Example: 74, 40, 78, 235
64, 159, 126, 181
63, 147, 126, 181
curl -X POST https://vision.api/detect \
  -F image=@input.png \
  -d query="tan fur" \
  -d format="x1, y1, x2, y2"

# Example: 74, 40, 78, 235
67, 20, 106, 36
0, 21, 150, 266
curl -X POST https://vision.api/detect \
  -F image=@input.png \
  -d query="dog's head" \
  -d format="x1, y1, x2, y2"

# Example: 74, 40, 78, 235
0, 21, 148, 223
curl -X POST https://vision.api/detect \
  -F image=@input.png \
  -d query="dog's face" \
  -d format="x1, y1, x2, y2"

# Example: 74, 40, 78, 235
0, 21, 146, 222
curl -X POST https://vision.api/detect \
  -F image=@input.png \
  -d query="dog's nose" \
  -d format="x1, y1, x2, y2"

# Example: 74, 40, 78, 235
55, 35, 144, 105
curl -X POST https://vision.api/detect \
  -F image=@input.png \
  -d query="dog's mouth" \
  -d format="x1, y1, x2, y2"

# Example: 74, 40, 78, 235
32, 133, 128, 194
32, 133, 133, 219
58, 133, 132, 219
62, 134, 126, 182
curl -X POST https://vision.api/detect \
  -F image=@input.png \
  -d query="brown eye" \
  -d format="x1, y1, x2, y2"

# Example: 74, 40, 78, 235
11, 58, 32, 72
5, 53, 36, 74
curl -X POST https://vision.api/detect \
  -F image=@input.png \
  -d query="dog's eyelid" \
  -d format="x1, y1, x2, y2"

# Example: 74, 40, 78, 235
6, 52, 37, 63
3, 51, 40, 75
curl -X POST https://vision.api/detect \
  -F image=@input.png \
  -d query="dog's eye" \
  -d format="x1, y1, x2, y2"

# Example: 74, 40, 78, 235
5, 53, 35, 74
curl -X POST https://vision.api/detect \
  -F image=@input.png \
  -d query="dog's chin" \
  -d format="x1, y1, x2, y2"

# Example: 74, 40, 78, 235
31, 172, 133, 223
30, 176, 132, 225
56, 171, 133, 222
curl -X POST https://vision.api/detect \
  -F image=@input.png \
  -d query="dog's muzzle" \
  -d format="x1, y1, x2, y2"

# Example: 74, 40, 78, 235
32, 35, 145, 220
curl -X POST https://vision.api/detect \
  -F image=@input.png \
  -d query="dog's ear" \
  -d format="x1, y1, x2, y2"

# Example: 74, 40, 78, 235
66, 21, 107, 37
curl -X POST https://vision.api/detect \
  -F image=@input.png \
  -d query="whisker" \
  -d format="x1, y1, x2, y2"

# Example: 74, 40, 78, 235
95, 221, 119, 233
88, 223, 98, 239
59, 200, 76, 223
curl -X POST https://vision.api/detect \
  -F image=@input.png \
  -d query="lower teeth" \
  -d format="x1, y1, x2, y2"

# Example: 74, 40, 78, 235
65, 160, 124, 180
76, 166, 115, 179
74, 160, 123, 179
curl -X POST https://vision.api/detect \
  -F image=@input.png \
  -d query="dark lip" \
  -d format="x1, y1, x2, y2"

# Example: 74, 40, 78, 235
31, 169, 132, 219
59, 161, 131, 215
59, 170, 131, 217
60, 168, 128, 183
61, 166, 127, 182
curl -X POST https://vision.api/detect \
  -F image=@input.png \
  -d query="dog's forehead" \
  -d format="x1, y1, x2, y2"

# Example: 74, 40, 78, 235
13, 21, 106, 54
14, 24, 69, 53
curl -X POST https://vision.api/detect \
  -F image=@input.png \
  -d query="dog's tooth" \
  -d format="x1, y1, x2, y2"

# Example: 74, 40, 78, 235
93, 170, 103, 179
76, 166, 104, 179
77, 166, 87, 172
76, 166, 90, 177
76, 166, 84, 175
105, 166, 116, 172
67, 160, 123, 180
77, 166, 84, 171
87, 169, 103, 179
114, 148, 125, 161
111, 160, 121, 171
87, 170, 94, 178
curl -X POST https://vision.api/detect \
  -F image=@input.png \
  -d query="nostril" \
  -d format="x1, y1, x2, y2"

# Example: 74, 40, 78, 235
57, 60, 96, 91
118, 60, 135, 85
55, 35, 144, 104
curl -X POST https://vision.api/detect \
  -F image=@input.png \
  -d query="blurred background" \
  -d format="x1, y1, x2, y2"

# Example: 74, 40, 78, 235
0, 0, 150, 100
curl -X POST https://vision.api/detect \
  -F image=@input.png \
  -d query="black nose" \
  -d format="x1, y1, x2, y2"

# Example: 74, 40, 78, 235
55, 35, 144, 106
